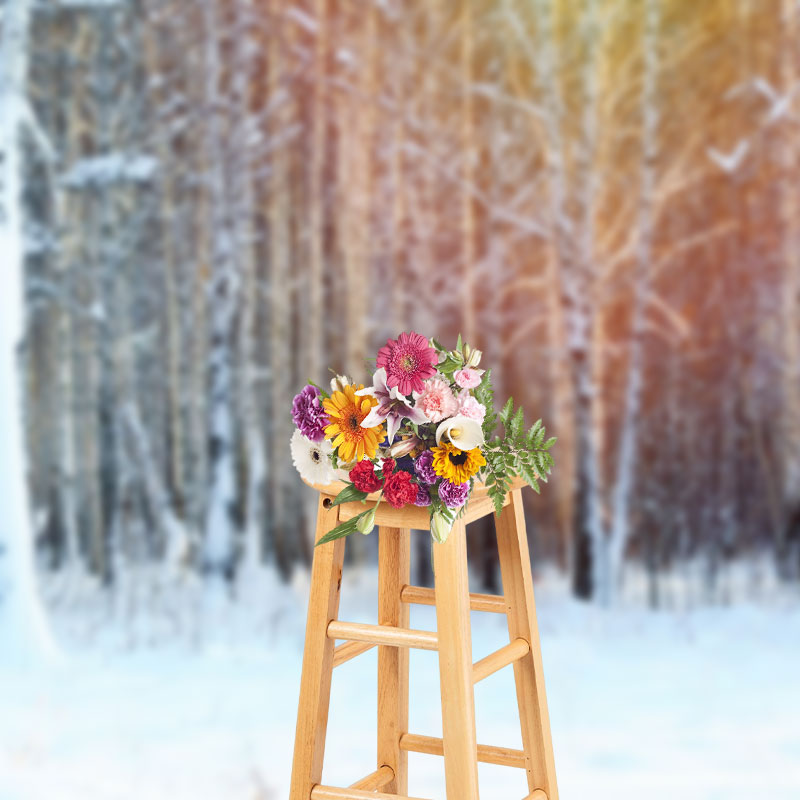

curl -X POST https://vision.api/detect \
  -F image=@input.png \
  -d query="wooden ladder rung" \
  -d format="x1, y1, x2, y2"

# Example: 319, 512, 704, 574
472, 637, 530, 683
523, 791, 548, 800
399, 732, 527, 769
327, 620, 438, 651
348, 765, 394, 790
400, 584, 507, 614
333, 640, 376, 668
311, 786, 431, 800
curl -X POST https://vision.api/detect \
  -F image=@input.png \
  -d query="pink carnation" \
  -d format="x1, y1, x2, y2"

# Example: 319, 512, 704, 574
416, 377, 458, 423
457, 392, 486, 424
454, 368, 483, 389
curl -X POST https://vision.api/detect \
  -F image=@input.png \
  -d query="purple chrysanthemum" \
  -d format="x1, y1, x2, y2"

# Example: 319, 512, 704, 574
413, 484, 432, 507
292, 384, 329, 442
414, 450, 437, 485
438, 479, 470, 509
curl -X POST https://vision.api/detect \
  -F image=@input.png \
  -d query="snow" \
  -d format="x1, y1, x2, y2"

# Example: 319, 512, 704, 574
59, 155, 158, 189
1, 566, 798, 800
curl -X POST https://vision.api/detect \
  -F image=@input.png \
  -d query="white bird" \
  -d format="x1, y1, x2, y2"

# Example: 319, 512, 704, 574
707, 140, 750, 173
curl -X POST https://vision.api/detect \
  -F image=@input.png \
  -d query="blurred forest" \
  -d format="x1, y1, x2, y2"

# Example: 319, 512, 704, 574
13, 0, 800, 608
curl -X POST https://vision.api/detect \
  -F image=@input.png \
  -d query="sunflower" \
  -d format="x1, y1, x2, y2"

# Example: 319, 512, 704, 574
431, 442, 486, 484
323, 384, 384, 462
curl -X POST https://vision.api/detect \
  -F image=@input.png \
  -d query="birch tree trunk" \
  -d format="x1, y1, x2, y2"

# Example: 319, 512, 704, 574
460, 0, 477, 344
0, 0, 59, 663
201, 0, 239, 582
778, 0, 800, 578
605, 0, 661, 604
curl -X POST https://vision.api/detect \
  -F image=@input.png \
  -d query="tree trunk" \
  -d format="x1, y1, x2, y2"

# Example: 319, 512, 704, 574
0, 0, 60, 663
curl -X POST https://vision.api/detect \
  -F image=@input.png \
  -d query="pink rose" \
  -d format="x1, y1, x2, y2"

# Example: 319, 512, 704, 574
454, 368, 483, 389
416, 377, 458, 422
457, 393, 486, 424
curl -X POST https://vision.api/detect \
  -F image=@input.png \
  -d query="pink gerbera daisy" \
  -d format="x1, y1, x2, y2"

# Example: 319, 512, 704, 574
376, 332, 438, 395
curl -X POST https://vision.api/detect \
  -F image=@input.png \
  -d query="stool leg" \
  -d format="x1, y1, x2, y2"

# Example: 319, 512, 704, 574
495, 489, 559, 800
289, 497, 346, 800
433, 519, 480, 800
377, 526, 411, 794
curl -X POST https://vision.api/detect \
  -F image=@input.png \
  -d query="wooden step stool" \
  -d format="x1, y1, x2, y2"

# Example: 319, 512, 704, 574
289, 478, 558, 800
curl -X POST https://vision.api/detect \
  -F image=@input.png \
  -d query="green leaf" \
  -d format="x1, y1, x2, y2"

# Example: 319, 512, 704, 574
455, 333, 463, 353
543, 436, 557, 450
510, 406, 524, 441
499, 397, 514, 429
315, 509, 375, 546
330, 484, 370, 506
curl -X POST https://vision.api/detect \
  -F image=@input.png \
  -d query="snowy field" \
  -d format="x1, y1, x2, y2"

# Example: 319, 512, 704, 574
1, 566, 799, 800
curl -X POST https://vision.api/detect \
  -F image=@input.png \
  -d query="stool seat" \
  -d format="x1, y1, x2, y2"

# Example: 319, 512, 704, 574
301, 476, 527, 529
289, 482, 559, 800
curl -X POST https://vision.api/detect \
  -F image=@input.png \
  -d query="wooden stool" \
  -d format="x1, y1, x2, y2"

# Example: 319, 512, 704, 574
289, 478, 558, 800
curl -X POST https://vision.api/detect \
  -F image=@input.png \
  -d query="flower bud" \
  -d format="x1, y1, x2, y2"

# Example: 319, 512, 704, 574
430, 511, 453, 544
466, 348, 482, 368
330, 374, 351, 393
356, 507, 376, 536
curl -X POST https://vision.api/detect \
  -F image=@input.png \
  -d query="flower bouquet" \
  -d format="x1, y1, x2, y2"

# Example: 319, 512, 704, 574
290, 332, 555, 545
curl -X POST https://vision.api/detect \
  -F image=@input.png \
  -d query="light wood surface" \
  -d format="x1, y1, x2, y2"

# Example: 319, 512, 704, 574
377, 526, 411, 794
348, 765, 394, 791
327, 620, 438, 651
495, 489, 559, 800
472, 637, 530, 684
433, 518, 481, 799
399, 733, 526, 769
400, 584, 507, 613
304, 474, 526, 502
310, 786, 431, 800
289, 498, 346, 800
306, 475, 525, 528
290, 480, 559, 799
332, 640, 375, 668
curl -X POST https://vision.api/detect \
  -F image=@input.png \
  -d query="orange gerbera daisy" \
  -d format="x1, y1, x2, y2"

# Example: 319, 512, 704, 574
323, 384, 384, 462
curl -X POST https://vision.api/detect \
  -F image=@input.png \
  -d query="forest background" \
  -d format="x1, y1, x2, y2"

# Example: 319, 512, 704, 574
1, 1, 800, 798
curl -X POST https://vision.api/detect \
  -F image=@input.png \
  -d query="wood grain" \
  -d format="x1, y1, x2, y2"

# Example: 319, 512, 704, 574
348, 764, 394, 790
472, 637, 530, 684
399, 733, 526, 769
332, 640, 375, 668
327, 620, 437, 651
495, 489, 559, 799
311, 786, 431, 800
432, 519, 481, 799
400, 584, 507, 613
377, 526, 411, 794
289, 498, 346, 800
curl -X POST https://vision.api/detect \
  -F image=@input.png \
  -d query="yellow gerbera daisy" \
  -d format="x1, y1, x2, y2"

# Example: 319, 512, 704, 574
323, 384, 384, 463
431, 442, 486, 484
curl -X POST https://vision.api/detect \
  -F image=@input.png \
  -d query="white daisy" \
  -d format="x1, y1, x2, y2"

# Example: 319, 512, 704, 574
290, 429, 336, 485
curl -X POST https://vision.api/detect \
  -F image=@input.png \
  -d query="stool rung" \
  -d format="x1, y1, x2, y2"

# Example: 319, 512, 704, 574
399, 732, 527, 769
400, 584, 507, 614
327, 620, 438, 651
348, 765, 394, 790
311, 786, 431, 800
472, 637, 530, 683
524, 791, 548, 800
333, 640, 376, 667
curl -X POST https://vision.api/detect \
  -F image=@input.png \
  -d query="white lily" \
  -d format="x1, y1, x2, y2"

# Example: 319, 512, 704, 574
435, 415, 485, 451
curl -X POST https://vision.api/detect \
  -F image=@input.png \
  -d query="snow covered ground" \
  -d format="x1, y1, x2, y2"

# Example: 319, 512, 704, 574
1, 566, 799, 800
